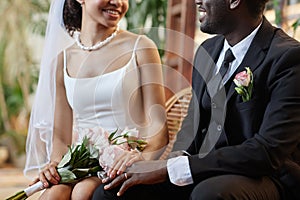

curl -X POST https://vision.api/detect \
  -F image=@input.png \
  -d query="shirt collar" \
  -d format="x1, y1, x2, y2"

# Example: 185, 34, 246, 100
223, 21, 262, 64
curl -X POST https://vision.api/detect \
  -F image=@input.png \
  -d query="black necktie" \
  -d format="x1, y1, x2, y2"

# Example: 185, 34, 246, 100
202, 49, 235, 110
219, 49, 235, 78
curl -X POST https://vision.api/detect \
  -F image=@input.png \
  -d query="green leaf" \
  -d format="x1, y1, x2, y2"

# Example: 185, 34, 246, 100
108, 129, 118, 141
88, 166, 102, 174
57, 146, 72, 168
72, 168, 90, 178
136, 140, 148, 145
292, 18, 300, 32
235, 87, 245, 95
58, 168, 77, 183
247, 83, 253, 99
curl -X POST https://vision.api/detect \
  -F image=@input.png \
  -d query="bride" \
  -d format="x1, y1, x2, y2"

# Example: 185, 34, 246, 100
24, 0, 168, 199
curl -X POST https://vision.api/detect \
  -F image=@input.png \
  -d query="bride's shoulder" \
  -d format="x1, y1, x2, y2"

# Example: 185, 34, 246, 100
118, 30, 157, 48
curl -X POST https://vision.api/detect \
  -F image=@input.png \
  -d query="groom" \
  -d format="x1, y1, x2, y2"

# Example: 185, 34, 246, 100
93, 0, 300, 199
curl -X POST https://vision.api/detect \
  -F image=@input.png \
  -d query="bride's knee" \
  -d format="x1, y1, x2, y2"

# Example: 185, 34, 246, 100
72, 177, 102, 200
39, 184, 72, 200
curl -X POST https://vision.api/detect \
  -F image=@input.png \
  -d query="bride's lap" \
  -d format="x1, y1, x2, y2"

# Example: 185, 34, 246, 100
38, 184, 72, 200
38, 177, 102, 200
72, 177, 102, 200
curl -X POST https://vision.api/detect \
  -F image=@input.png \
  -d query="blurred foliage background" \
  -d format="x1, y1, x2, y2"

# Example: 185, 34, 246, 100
0, 0, 50, 165
0, 0, 299, 167
125, 0, 167, 56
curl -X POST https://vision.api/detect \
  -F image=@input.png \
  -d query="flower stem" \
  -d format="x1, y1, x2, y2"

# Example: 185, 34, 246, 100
5, 191, 27, 200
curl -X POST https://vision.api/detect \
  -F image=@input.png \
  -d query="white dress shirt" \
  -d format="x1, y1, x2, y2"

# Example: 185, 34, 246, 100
167, 23, 262, 186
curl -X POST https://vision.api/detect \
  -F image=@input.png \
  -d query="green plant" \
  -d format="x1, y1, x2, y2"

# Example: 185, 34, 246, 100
126, 0, 168, 56
3, 130, 26, 155
272, 0, 284, 26
0, 0, 50, 158
270, 0, 300, 34
292, 18, 300, 35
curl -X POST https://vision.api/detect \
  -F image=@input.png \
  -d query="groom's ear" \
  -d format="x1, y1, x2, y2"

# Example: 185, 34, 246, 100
76, 0, 85, 5
229, 0, 241, 10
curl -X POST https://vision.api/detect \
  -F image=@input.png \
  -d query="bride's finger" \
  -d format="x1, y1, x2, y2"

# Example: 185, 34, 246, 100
126, 154, 143, 167
113, 156, 130, 175
39, 171, 50, 188
107, 161, 122, 178
43, 168, 59, 185
108, 159, 126, 178
117, 157, 131, 175
49, 166, 60, 181
107, 152, 127, 176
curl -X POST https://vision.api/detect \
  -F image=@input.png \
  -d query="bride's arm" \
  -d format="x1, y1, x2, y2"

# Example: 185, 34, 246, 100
37, 52, 73, 188
135, 35, 168, 160
106, 36, 168, 178
51, 52, 73, 164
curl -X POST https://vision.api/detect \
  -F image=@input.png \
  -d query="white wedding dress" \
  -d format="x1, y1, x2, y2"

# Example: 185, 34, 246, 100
63, 36, 143, 168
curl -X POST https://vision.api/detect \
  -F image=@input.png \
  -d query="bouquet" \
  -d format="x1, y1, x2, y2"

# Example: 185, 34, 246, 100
97, 127, 147, 179
6, 137, 101, 200
72, 126, 147, 171
6, 127, 148, 199
108, 127, 147, 151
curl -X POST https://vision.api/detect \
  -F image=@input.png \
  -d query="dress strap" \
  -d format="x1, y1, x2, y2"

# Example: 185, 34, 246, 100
130, 35, 143, 66
132, 35, 143, 56
63, 50, 67, 70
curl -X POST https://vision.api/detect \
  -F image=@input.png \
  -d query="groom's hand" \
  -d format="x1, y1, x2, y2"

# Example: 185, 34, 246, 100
103, 160, 168, 196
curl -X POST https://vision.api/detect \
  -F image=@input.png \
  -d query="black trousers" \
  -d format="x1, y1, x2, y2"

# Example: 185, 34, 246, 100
92, 175, 283, 200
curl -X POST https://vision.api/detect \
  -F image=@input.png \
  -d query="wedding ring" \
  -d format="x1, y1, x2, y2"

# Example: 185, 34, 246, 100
97, 171, 108, 180
124, 173, 128, 179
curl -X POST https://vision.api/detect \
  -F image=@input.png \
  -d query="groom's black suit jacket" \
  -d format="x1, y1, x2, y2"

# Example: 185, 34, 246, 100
175, 17, 300, 196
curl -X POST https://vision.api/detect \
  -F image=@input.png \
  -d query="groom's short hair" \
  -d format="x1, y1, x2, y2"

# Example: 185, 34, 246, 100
245, 0, 269, 19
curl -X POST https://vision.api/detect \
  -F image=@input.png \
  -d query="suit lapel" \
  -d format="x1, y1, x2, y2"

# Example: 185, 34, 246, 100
208, 37, 224, 64
203, 37, 224, 94
226, 17, 276, 101
195, 37, 224, 97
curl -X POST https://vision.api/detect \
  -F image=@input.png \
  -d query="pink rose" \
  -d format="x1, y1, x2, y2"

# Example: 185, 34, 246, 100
233, 67, 253, 102
234, 70, 251, 87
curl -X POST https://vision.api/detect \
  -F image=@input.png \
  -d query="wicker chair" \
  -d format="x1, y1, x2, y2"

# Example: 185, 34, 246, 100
159, 87, 192, 160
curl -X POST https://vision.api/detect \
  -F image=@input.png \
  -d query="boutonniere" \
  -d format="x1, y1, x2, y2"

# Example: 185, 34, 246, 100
233, 67, 253, 102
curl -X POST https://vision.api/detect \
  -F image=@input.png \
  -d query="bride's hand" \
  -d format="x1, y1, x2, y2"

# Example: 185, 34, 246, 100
107, 150, 144, 179
36, 161, 60, 188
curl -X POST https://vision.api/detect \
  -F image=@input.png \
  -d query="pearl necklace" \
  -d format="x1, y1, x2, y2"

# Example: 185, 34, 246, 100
74, 26, 119, 51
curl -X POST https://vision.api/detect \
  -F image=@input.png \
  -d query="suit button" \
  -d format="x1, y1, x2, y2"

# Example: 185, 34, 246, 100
217, 125, 222, 131
211, 102, 216, 108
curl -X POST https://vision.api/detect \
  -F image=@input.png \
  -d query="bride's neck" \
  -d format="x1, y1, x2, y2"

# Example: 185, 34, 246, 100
80, 26, 116, 46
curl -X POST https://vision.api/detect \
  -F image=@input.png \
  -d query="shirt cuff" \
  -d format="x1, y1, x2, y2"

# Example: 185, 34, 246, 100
167, 156, 194, 186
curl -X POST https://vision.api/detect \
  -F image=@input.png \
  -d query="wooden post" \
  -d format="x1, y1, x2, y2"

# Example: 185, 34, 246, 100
164, 0, 196, 100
